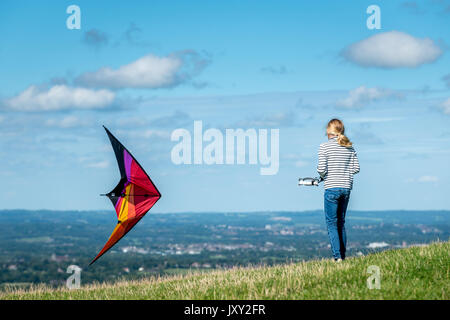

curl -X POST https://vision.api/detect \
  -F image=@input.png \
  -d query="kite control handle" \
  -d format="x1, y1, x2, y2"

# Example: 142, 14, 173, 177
298, 177, 323, 187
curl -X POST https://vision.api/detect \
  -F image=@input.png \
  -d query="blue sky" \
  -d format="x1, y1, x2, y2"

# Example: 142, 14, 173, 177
0, 0, 449, 212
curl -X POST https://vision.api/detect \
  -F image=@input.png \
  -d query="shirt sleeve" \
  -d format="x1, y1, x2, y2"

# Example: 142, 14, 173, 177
317, 144, 327, 178
352, 150, 360, 175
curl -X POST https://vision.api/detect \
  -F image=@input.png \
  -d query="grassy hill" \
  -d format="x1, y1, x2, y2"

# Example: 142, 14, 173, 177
1, 241, 448, 300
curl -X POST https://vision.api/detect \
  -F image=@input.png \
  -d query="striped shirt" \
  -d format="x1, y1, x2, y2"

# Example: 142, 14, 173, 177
317, 136, 360, 190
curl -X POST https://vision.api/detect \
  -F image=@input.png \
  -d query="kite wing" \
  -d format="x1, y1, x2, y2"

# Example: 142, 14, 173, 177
90, 126, 161, 265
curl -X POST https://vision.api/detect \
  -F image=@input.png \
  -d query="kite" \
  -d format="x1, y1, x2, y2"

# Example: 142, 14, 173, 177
90, 126, 161, 265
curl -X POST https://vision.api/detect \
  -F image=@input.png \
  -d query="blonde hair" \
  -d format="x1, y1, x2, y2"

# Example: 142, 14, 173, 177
326, 118, 352, 147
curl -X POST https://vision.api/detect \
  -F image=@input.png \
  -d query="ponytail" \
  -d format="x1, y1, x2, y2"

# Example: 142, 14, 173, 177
327, 118, 352, 147
337, 132, 352, 147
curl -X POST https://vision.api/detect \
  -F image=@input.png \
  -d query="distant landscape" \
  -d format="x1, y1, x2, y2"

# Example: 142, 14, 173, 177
0, 210, 448, 290
4, 241, 448, 300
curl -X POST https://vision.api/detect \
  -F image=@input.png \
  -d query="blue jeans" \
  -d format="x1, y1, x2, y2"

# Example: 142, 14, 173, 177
324, 188, 351, 260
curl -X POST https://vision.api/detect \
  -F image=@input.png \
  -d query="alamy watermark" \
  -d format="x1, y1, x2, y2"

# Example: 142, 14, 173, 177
66, 265, 82, 289
366, 265, 381, 290
366, 5, 381, 30
171, 121, 279, 175
66, 5, 81, 30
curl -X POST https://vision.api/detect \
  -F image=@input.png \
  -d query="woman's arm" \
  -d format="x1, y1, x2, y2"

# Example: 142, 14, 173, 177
352, 150, 360, 174
317, 144, 327, 178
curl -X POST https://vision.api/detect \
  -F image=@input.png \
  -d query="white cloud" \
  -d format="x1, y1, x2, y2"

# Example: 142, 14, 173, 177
439, 98, 450, 114
76, 54, 180, 89
76, 51, 210, 89
342, 31, 442, 68
237, 111, 296, 128
347, 117, 403, 123
122, 129, 170, 139
295, 160, 309, 168
3, 85, 115, 111
407, 175, 439, 183
139, 129, 170, 139
45, 116, 91, 128
337, 86, 401, 108
86, 160, 109, 169
79, 156, 110, 169
260, 65, 288, 75
418, 175, 439, 183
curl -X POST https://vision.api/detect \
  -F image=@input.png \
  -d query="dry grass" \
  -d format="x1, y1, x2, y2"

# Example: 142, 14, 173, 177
1, 241, 448, 300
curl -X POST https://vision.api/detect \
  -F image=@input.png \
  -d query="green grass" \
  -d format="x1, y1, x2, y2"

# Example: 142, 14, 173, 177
1, 241, 448, 300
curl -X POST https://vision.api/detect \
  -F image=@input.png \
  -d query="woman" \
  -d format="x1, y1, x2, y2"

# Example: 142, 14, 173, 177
317, 119, 360, 262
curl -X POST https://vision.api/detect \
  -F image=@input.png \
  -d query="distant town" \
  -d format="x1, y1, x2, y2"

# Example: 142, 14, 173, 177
0, 210, 448, 289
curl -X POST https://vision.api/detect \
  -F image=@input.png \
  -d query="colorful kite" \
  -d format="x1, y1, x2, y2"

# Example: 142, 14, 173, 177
90, 126, 161, 265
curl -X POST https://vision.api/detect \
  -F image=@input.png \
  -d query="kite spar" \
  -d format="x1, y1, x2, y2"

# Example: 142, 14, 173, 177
90, 126, 161, 265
